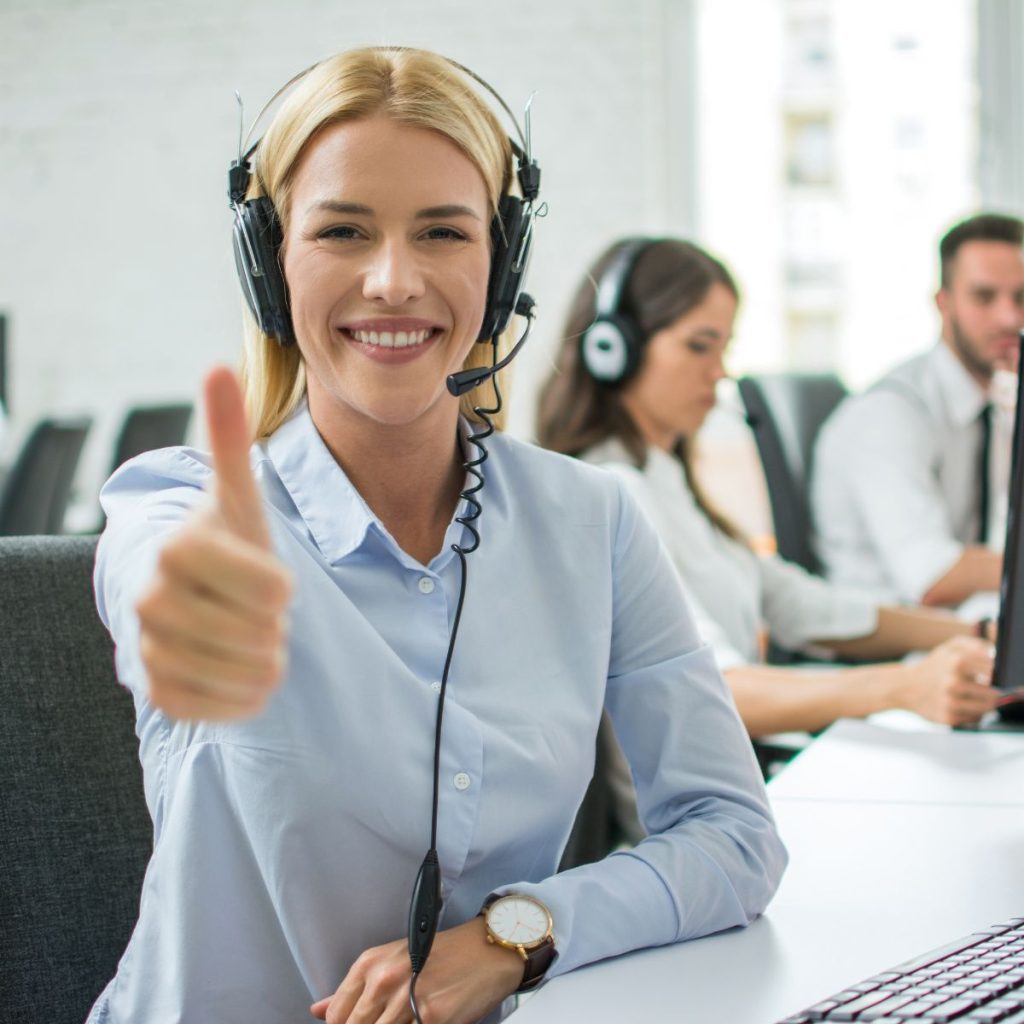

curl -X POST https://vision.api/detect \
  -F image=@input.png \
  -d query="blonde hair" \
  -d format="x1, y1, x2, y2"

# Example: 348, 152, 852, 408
238, 47, 519, 438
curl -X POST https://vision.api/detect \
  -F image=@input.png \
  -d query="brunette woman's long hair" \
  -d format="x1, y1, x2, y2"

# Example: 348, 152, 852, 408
536, 237, 743, 540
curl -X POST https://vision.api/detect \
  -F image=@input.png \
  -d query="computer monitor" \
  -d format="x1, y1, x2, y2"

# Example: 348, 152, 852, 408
991, 358, 1024, 721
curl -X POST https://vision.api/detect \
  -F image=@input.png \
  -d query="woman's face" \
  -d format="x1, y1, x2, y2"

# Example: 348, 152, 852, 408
281, 114, 492, 433
621, 281, 737, 449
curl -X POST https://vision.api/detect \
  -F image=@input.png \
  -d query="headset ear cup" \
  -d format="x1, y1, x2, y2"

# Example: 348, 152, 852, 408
479, 194, 531, 341
231, 197, 296, 347
580, 313, 644, 384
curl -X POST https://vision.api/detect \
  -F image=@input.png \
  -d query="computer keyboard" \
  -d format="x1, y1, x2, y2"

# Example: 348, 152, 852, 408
777, 916, 1024, 1022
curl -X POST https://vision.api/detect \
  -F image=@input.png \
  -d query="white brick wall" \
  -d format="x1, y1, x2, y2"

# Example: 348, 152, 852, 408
0, 0, 693, 520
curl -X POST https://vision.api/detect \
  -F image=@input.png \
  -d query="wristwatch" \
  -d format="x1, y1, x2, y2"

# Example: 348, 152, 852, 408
481, 893, 557, 992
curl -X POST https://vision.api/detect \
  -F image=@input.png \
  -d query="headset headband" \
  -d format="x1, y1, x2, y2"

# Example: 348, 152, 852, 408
593, 238, 652, 320
231, 48, 539, 204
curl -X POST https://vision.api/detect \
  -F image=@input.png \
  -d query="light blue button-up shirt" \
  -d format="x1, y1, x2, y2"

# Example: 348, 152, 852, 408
89, 402, 786, 1024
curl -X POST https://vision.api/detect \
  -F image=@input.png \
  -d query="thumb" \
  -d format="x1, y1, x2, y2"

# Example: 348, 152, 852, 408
204, 365, 271, 549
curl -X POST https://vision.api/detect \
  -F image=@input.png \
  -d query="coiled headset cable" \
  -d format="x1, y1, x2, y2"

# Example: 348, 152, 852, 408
407, 297, 535, 1024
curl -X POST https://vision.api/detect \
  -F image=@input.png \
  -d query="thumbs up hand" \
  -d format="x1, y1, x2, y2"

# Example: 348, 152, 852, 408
135, 367, 294, 721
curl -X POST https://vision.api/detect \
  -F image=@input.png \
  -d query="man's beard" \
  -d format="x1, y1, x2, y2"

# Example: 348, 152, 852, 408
949, 315, 996, 382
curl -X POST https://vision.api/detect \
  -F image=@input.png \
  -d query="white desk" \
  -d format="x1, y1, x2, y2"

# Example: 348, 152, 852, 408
510, 717, 1024, 1023
769, 713, 1024, 807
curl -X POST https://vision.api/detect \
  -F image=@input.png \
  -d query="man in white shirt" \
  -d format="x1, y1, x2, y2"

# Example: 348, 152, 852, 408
812, 213, 1024, 606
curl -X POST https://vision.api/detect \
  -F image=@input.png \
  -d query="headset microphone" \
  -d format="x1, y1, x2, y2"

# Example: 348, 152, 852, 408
446, 293, 536, 396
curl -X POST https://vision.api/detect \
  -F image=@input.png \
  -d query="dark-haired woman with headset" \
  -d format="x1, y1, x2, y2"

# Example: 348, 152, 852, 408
538, 237, 1000, 749
90, 53, 784, 1024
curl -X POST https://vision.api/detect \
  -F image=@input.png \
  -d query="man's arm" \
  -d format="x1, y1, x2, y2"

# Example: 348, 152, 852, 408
920, 545, 1002, 607
814, 390, 972, 602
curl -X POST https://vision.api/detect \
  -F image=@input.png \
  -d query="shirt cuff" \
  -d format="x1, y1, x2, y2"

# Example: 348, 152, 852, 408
891, 540, 965, 603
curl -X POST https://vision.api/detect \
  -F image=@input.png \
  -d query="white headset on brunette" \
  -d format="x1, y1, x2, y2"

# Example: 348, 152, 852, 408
579, 237, 659, 385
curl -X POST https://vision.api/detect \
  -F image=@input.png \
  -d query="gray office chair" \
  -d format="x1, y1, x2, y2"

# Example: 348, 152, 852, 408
0, 535, 150, 1024
108, 402, 192, 474
0, 416, 92, 535
558, 714, 627, 870
737, 373, 848, 574
94, 402, 192, 531
737, 373, 848, 672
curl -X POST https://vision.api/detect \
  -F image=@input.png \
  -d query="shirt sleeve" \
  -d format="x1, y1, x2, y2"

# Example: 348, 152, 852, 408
593, 459, 748, 671
93, 450, 212, 696
758, 553, 878, 652
817, 392, 964, 601
492, 479, 788, 977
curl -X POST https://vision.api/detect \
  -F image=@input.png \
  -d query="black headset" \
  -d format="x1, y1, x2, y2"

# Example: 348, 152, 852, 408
227, 53, 541, 354
578, 237, 657, 385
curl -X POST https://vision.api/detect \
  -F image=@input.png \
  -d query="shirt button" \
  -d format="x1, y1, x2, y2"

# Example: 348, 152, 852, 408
430, 681, 442, 694
418, 577, 435, 594
453, 772, 471, 791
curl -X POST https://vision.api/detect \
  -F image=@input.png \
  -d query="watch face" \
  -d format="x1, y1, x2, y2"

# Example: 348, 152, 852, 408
487, 895, 551, 946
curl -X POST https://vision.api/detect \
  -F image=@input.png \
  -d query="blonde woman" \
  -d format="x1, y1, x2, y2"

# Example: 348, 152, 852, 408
91, 53, 784, 1024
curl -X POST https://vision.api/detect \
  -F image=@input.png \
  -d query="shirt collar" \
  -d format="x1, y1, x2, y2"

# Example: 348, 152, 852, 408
266, 400, 377, 565
266, 400, 477, 567
585, 435, 688, 492
931, 340, 989, 426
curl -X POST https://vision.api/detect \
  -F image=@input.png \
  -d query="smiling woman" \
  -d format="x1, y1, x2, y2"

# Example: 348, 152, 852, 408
89, 50, 786, 1024
282, 115, 492, 448
239, 50, 516, 444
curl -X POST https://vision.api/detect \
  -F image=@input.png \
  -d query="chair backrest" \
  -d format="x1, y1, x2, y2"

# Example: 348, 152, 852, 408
0, 535, 150, 1024
738, 373, 848, 573
0, 417, 92, 535
558, 714, 632, 870
109, 402, 193, 475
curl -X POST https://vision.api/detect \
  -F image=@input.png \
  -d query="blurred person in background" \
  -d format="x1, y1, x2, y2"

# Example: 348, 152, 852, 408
813, 213, 1024, 608
537, 236, 1000, 749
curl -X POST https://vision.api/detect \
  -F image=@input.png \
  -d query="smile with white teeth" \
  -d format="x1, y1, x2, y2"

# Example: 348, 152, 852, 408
349, 328, 434, 348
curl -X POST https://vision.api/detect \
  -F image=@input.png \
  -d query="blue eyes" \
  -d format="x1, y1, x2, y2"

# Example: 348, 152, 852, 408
422, 226, 466, 241
316, 225, 468, 243
318, 225, 361, 240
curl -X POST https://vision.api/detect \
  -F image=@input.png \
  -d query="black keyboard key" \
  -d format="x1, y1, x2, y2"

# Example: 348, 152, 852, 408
890, 1000, 950, 1017
895, 938, 992, 975
802, 999, 841, 1020
859, 995, 920, 1020
977, 982, 1015, 997
828, 991, 903, 1020
921, 997, 980, 1020
801, 991, 864, 1019
968, 1008, 1012, 1022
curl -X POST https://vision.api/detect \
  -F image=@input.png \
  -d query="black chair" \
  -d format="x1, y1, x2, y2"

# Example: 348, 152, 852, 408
558, 714, 634, 870
737, 373, 848, 574
0, 535, 150, 1024
92, 403, 192, 532
108, 403, 192, 475
0, 416, 92, 535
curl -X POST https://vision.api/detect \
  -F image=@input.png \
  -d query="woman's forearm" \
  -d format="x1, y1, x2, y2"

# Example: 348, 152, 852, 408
820, 605, 973, 661
724, 663, 906, 737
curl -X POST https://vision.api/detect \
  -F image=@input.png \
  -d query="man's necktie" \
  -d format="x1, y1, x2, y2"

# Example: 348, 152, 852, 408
978, 402, 993, 545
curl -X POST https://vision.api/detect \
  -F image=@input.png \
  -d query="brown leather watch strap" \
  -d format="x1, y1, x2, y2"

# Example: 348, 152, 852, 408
517, 934, 556, 991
